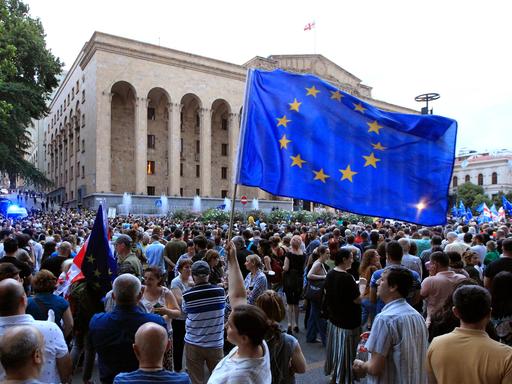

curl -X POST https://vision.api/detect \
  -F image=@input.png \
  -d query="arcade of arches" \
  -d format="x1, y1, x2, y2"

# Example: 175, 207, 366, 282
109, 81, 239, 198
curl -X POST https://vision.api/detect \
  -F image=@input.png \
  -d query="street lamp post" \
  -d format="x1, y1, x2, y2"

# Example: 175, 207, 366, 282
415, 93, 440, 115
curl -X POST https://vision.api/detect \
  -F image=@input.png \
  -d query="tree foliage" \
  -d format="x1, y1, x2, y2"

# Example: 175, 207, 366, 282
0, 0, 62, 187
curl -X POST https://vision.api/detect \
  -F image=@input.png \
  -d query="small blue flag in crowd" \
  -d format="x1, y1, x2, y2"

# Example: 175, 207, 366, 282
503, 195, 512, 214
236, 69, 457, 226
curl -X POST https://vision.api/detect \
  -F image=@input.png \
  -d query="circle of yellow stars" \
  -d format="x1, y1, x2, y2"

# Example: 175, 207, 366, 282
276, 83, 388, 185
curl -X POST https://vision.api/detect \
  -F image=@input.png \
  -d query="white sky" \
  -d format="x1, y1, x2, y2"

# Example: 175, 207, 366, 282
25, 0, 512, 152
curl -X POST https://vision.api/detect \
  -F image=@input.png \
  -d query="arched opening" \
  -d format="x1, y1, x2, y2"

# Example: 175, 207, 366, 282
452, 176, 458, 187
478, 173, 483, 186
465, 175, 470, 183
179, 93, 202, 197
211, 99, 231, 198
147, 87, 170, 196
492, 172, 498, 184
111, 81, 137, 194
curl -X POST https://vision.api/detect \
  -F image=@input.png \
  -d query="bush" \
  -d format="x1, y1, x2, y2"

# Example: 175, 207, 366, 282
171, 210, 197, 221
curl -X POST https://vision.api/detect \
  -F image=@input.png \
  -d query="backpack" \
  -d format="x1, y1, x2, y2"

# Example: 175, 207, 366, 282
68, 281, 104, 334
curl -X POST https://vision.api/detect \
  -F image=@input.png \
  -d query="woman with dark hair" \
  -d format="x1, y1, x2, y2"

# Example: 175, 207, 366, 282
26, 269, 74, 337
256, 290, 306, 384
463, 250, 483, 285
208, 304, 271, 384
323, 248, 361, 383
491, 271, 512, 346
141, 266, 181, 370
41, 241, 56, 265
446, 251, 469, 277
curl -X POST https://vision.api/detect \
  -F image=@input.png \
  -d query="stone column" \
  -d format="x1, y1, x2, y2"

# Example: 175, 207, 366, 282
135, 97, 148, 195
228, 112, 240, 197
199, 107, 212, 197
168, 102, 182, 196
95, 92, 113, 193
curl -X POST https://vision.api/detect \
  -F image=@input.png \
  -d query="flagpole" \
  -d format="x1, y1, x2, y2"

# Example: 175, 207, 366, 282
314, 21, 317, 54
227, 183, 238, 242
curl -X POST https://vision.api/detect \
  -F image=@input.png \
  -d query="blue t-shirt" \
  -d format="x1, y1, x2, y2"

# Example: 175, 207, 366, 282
89, 306, 167, 383
370, 266, 421, 314
114, 369, 190, 383
26, 293, 69, 325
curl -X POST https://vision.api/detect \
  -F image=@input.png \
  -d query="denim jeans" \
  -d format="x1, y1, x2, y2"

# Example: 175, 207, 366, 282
306, 300, 326, 344
361, 297, 375, 327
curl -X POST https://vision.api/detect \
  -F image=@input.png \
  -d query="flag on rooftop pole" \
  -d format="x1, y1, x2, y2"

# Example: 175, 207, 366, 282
235, 69, 457, 226
56, 204, 117, 297
304, 21, 315, 31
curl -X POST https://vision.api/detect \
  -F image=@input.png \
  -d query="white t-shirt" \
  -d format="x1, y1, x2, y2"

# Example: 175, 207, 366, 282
0, 315, 68, 384
208, 340, 271, 384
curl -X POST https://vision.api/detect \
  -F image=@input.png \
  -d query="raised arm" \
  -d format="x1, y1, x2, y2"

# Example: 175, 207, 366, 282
226, 240, 247, 309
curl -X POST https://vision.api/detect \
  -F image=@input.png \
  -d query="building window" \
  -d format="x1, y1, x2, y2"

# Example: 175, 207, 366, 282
478, 173, 483, 186
180, 163, 183, 177
81, 166, 85, 178
147, 186, 155, 196
77, 162, 80, 178
452, 176, 458, 187
71, 88, 75, 99
222, 118, 228, 130
147, 107, 156, 120
492, 172, 498, 184
465, 175, 470, 183
81, 139, 85, 152
196, 165, 200, 178
221, 190, 228, 198
82, 114, 85, 127
221, 167, 228, 179
71, 190, 74, 200
196, 188, 200, 196
221, 143, 228, 156
196, 113, 200, 129
180, 188, 183, 197
147, 135, 156, 149
147, 161, 155, 175
70, 166, 74, 180
196, 140, 200, 154
82, 90, 85, 103
76, 80, 79, 92
180, 112, 184, 132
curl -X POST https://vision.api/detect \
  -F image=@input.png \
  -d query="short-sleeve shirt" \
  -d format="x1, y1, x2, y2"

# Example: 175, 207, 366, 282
89, 306, 167, 383
484, 257, 512, 280
365, 299, 428, 384
171, 276, 193, 321
114, 369, 191, 383
26, 292, 69, 325
323, 269, 361, 329
421, 271, 466, 322
0, 314, 69, 384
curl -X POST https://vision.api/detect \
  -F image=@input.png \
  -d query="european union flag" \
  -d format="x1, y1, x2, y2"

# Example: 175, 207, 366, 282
458, 201, 466, 217
503, 195, 512, 214
236, 69, 457, 226
80, 205, 117, 295
466, 207, 473, 221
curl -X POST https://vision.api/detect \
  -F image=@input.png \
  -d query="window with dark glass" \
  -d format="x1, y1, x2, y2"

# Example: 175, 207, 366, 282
478, 174, 483, 186
147, 107, 156, 120
453, 176, 458, 187
148, 135, 156, 149
492, 172, 498, 184
196, 165, 200, 178
147, 186, 155, 195
221, 167, 228, 179
221, 143, 228, 156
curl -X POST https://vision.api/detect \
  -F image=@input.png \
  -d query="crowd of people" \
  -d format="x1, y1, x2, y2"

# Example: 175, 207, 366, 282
0, 206, 511, 383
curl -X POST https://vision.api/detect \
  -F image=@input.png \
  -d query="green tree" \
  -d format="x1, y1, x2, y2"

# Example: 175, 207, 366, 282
455, 182, 492, 209
492, 191, 512, 207
0, 0, 62, 188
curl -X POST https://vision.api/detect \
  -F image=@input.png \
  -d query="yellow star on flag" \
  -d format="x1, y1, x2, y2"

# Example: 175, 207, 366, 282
276, 115, 291, 128
371, 142, 386, 151
94, 269, 101, 277
367, 121, 383, 134
363, 152, 381, 168
330, 90, 343, 101
339, 165, 358, 182
313, 168, 330, 183
354, 103, 366, 113
288, 98, 302, 112
87, 254, 95, 264
305, 85, 320, 97
279, 134, 291, 149
290, 154, 306, 168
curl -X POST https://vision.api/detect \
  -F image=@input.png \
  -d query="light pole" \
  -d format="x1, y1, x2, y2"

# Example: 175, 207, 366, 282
415, 93, 440, 115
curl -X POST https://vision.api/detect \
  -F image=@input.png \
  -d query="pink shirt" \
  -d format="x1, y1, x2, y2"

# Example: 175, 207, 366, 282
421, 271, 466, 324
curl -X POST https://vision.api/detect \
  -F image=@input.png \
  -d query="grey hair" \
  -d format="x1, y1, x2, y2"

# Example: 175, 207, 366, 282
397, 238, 411, 252
115, 234, 132, 248
113, 273, 141, 305
0, 325, 42, 371
232, 236, 244, 248
446, 231, 458, 240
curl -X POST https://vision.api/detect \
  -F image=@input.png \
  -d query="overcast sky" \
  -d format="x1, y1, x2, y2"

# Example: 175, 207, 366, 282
25, 0, 511, 152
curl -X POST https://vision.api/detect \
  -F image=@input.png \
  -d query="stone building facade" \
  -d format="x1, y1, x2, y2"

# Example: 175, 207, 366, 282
450, 152, 512, 199
37, 32, 417, 208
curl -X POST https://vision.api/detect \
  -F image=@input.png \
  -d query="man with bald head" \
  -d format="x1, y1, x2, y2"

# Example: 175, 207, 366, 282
0, 278, 71, 383
114, 322, 190, 383
89, 274, 167, 384
0, 325, 45, 383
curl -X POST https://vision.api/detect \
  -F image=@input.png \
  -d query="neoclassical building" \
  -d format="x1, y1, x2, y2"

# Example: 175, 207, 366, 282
450, 152, 512, 199
37, 32, 417, 209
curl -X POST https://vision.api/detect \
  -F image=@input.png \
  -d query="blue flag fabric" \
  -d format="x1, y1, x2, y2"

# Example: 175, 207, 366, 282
451, 205, 458, 217
458, 201, 466, 217
80, 205, 117, 295
503, 196, 512, 214
466, 207, 473, 221
475, 202, 485, 213
236, 69, 457, 226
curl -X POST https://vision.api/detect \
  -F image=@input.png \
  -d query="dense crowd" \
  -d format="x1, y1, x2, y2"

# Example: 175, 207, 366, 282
0, 207, 511, 383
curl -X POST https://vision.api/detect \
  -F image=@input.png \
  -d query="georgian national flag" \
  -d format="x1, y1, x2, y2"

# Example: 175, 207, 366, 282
56, 205, 116, 297
304, 22, 315, 31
